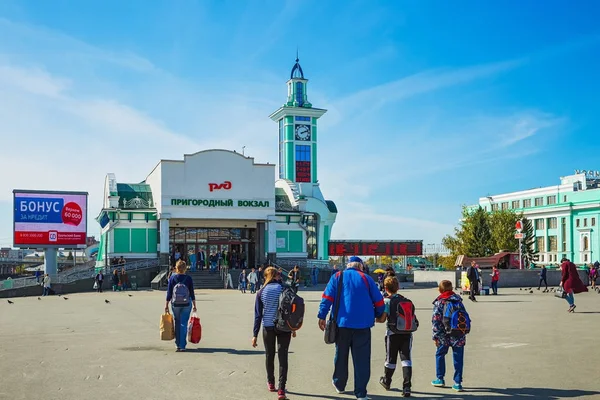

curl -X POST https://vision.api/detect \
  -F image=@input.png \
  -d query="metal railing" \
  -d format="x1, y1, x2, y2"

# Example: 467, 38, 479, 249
0, 259, 160, 289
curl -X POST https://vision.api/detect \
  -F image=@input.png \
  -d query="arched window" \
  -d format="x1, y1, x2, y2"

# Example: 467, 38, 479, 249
583, 236, 589, 251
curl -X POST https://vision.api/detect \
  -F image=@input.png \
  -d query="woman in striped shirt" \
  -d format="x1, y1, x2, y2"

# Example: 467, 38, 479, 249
252, 267, 295, 400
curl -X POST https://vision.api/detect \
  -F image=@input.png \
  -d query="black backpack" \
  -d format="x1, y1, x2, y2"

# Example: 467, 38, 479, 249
274, 285, 305, 332
387, 295, 419, 334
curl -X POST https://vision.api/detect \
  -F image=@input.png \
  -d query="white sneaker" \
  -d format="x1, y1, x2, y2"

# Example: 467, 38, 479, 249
332, 380, 345, 394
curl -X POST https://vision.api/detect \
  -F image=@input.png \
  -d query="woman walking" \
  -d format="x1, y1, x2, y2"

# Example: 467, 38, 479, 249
490, 265, 500, 295
112, 269, 119, 291
560, 258, 588, 312
42, 274, 51, 296
252, 267, 294, 400
165, 260, 197, 351
590, 262, 598, 290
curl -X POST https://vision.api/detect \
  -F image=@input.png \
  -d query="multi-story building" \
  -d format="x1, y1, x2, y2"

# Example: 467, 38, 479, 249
476, 172, 600, 265
94, 57, 337, 268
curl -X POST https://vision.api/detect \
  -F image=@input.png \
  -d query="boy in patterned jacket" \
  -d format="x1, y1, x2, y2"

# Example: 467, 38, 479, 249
431, 280, 466, 392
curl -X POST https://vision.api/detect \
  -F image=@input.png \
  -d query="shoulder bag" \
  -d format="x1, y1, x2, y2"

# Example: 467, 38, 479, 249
555, 286, 567, 299
324, 271, 344, 345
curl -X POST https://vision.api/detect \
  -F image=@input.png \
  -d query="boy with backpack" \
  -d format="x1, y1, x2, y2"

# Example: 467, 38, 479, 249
376, 276, 418, 397
431, 280, 470, 392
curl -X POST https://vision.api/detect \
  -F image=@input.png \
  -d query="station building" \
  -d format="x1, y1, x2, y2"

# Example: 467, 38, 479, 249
475, 171, 600, 265
95, 58, 337, 268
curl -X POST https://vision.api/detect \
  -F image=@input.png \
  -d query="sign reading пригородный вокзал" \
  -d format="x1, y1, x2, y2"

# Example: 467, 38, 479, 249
170, 199, 271, 208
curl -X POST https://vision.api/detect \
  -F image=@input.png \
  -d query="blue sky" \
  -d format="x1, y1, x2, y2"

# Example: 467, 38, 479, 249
0, 0, 599, 248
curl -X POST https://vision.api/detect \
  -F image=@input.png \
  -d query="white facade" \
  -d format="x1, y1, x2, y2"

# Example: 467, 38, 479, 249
146, 150, 276, 259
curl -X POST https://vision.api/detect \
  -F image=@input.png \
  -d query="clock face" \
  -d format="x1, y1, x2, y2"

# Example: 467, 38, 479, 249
295, 124, 311, 141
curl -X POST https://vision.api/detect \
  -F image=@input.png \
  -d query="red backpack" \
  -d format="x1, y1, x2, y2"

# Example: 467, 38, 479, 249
387, 294, 419, 334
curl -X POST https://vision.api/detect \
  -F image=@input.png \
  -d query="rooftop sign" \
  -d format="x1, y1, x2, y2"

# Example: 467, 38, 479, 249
575, 170, 600, 178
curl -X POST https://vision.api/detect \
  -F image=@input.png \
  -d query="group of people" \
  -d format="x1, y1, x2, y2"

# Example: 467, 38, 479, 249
238, 265, 302, 295
172, 247, 247, 272
93, 268, 129, 292
252, 257, 469, 400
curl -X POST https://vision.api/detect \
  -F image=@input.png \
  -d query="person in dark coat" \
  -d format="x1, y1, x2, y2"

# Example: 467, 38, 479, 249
466, 262, 479, 302
560, 258, 588, 312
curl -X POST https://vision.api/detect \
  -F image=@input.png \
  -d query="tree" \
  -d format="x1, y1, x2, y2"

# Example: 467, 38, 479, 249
489, 209, 523, 253
67, 251, 74, 261
520, 217, 538, 267
379, 256, 393, 266
443, 206, 494, 257
365, 257, 375, 266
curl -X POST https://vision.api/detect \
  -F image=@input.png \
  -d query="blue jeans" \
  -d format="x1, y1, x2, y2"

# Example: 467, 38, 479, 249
249, 283, 255, 293
491, 280, 498, 295
435, 344, 464, 384
171, 304, 192, 349
565, 291, 575, 306
333, 328, 371, 398
42, 287, 49, 296
240, 282, 247, 293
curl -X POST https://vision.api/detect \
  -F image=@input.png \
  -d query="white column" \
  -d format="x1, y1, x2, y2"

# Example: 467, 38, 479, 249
267, 216, 277, 254
159, 218, 170, 254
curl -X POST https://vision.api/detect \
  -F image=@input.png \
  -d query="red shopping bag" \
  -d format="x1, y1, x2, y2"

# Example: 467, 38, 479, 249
187, 313, 202, 344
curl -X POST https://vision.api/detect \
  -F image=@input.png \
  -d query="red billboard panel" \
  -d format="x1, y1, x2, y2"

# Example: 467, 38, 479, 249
13, 190, 88, 248
295, 161, 311, 183
328, 241, 423, 256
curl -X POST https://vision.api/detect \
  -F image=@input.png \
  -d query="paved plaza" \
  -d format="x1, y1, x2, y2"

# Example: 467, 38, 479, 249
1, 285, 599, 400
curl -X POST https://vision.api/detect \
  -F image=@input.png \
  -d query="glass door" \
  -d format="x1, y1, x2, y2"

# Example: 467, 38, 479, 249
187, 244, 197, 271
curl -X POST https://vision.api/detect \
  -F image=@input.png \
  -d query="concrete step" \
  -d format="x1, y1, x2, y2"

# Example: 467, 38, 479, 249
187, 271, 225, 289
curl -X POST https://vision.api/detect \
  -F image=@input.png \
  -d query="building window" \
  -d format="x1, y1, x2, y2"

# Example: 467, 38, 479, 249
585, 254, 589, 262
541, 254, 545, 262
548, 236, 557, 252
295, 82, 304, 106
547, 195, 556, 205
279, 119, 285, 178
536, 236, 544, 252
295, 145, 311, 161
576, 219, 580, 228
583, 236, 589, 251
501, 202, 509, 210
534, 197, 543, 207
593, 218, 596, 227
523, 199, 531, 208
491, 204, 499, 212
294, 116, 310, 121
535, 219, 545, 230
563, 195, 567, 202
512, 200, 520, 209
305, 214, 318, 259
548, 217, 557, 229
584, 218, 588, 227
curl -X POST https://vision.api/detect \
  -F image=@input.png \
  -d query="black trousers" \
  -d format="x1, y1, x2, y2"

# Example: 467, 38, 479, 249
538, 277, 548, 290
383, 334, 412, 389
469, 282, 479, 300
263, 327, 292, 389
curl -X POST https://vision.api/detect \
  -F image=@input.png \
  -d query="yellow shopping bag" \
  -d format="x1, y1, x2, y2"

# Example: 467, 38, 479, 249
160, 312, 175, 341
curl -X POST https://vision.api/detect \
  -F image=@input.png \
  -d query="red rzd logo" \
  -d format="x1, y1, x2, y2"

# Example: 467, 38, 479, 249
208, 181, 232, 192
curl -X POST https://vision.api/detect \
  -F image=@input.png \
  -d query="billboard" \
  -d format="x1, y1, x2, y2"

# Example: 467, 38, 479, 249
328, 240, 423, 257
13, 190, 88, 248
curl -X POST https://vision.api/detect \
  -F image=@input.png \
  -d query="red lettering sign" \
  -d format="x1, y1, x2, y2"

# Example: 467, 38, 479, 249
208, 181, 232, 192
328, 241, 423, 256
295, 161, 311, 183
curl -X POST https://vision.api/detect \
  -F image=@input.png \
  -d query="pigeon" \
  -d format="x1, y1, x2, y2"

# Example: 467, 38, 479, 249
7, 300, 14, 304
519, 288, 523, 291
38, 297, 41, 300
128, 294, 133, 297
529, 291, 533, 294
105, 299, 110, 304
528, 287, 532, 291
63, 297, 69, 300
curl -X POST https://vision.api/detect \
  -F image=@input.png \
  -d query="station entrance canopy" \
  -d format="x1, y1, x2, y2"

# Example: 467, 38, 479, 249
328, 240, 423, 257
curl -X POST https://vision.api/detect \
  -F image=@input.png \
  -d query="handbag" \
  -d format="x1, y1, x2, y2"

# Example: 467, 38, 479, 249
93, 281, 98, 290
160, 312, 175, 341
187, 313, 202, 344
555, 287, 567, 299
324, 271, 344, 345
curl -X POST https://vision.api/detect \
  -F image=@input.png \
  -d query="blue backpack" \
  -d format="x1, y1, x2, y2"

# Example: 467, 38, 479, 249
442, 299, 471, 337
171, 277, 191, 306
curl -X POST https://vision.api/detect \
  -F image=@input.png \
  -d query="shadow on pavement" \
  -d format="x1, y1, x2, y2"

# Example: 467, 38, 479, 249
287, 391, 400, 400
574, 311, 600, 314
412, 387, 600, 399
481, 300, 532, 303
183, 347, 270, 355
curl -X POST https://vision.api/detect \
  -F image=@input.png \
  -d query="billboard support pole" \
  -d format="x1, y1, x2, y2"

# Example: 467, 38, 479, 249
44, 248, 58, 277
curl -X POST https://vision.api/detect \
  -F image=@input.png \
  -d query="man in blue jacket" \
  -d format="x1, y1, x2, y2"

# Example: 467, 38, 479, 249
318, 256, 385, 400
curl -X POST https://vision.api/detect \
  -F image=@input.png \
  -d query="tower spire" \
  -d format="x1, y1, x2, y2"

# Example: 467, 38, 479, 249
296, 47, 299, 63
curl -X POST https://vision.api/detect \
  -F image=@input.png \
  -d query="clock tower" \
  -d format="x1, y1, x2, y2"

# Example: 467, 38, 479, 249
269, 57, 327, 184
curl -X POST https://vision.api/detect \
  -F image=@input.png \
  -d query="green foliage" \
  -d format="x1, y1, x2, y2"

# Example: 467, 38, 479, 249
443, 206, 523, 258
521, 217, 538, 267
489, 209, 523, 252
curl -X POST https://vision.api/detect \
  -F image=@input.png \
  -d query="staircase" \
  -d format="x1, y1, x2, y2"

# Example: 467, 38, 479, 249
187, 270, 224, 290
